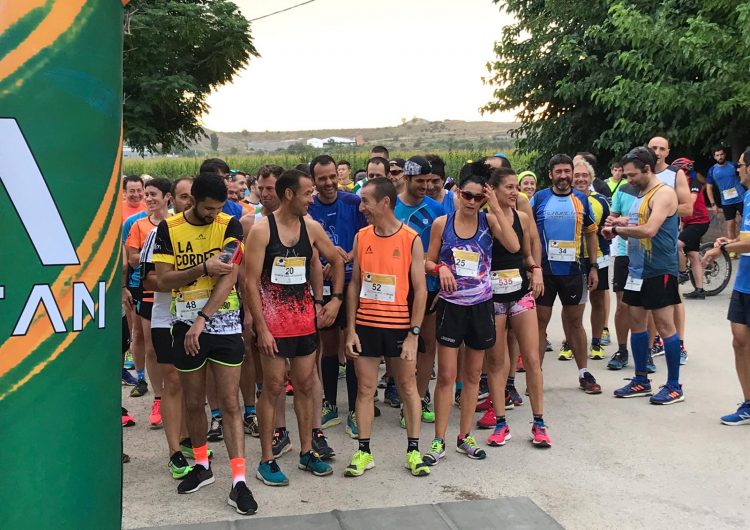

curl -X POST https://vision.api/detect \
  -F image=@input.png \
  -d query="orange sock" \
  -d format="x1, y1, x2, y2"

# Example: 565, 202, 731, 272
230, 457, 246, 486
193, 444, 209, 469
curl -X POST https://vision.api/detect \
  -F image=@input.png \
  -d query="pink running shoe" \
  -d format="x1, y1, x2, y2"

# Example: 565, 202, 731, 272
476, 408, 496, 429
487, 423, 511, 447
122, 409, 136, 428
531, 422, 551, 448
149, 399, 163, 429
475, 398, 492, 413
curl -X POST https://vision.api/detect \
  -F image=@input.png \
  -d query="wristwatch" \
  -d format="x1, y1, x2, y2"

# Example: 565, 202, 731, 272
314, 299, 325, 305
409, 326, 421, 336
331, 293, 344, 300
197, 310, 212, 322
589, 262, 599, 270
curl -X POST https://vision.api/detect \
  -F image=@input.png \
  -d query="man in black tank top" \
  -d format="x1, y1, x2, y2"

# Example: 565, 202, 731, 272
245, 170, 345, 486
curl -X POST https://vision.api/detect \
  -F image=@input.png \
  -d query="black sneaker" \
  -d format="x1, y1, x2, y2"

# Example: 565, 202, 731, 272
272, 429, 292, 458
244, 413, 260, 437
374, 404, 382, 418
177, 464, 214, 494
478, 375, 490, 401
607, 349, 629, 370
311, 431, 335, 460
684, 288, 706, 300
129, 378, 148, 398
678, 271, 690, 284
228, 481, 257, 515
207, 415, 223, 442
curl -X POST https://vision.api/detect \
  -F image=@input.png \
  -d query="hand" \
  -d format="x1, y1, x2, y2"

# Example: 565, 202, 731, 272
400, 334, 418, 361
205, 255, 233, 276
714, 237, 732, 247
335, 246, 350, 263
601, 226, 615, 240
322, 263, 333, 281
256, 328, 278, 358
242, 306, 256, 339
122, 287, 135, 311
605, 215, 627, 227
184, 318, 206, 356
587, 268, 599, 291
530, 268, 544, 299
345, 330, 361, 359
438, 265, 458, 292
711, 204, 718, 214
317, 299, 341, 329
483, 184, 500, 211
702, 246, 722, 267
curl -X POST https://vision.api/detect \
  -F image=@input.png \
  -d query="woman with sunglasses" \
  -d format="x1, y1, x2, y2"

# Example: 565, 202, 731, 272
422, 171, 520, 464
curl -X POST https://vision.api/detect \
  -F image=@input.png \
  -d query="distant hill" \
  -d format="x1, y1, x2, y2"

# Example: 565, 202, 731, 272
187, 118, 518, 154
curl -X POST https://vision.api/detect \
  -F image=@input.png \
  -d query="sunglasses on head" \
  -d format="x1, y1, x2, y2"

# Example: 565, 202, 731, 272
460, 190, 484, 202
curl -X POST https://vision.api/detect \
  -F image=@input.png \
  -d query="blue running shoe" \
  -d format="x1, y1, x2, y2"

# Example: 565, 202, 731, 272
613, 376, 652, 398
720, 403, 750, 426
646, 353, 656, 374
345, 411, 359, 439
321, 401, 340, 429
680, 346, 688, 366
298, 450, 333, 476
384, 381, 401, 408
607, 350, 628, 370
256, 459, 289, 486
122, 368, 138, 386
649, 383, 684, 405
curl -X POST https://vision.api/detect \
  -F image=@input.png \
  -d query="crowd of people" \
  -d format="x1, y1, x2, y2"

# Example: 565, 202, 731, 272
120, 139, 750, 516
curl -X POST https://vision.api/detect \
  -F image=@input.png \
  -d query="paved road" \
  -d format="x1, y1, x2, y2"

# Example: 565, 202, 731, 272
123, 276, 749, 529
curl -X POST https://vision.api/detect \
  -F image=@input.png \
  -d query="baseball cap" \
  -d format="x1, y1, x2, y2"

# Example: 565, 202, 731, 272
390, 158, 406, 169
403, 156, 432, 176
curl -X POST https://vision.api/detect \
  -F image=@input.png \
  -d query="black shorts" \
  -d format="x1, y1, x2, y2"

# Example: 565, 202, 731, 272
355, 325, 410, 358
127, 285, 141, 303
152, 327, 174, 364
612, 256, 630, 293
425, 290, 440, 315
537, 274, 588, 307
436, 299, 496, 350
622, 274, 681, 310
722, 202, 744, 220
136, 300, 153, 320
275, 333, 318, 358
679, 223, 709, 253
320, 295, 347, 330
172, 322, 244, 372
122, 315, 130, 355
583, 259, 609, 291
728, 290, 750, 327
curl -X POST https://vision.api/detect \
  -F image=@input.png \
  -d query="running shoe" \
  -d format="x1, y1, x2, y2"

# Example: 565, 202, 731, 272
651, 335, 664, 357
148, 399, 162, 429
244, 413, 260, 438
730, 251, 738, 259
589, 345, 606, 360
423, 438, 446, 466
456, 435, 486, 460
344, 450, 374, 477
272, 429, 292, 458
121, 368, 137, 386
169, 451, 192, 479
421, 399, 435, 423
558, 341, 573, 361
613, 376, 652, 398
177, 464, 214, 494
121, 408, 135, 427
377, 374, 387, 389
338, 363, 346, 379
285, 382, 294, 396
531, 421, 551, 448
578, 372, 602, 394
678, 270, 690, 284
321, 401, 341, 429
374, 404, 381, 417
720, 403, 750, 426
384, 382, 401, 407
228, 481, 257, 515
256, 459, 289, 486
454, 388, 462, 406
255, 383, 262, 399
545, 339, 553, 352
207, 415, 223, 442
123, 351, 135, 370
504, 390, 514, 410
405, 450, 430, 476
507, 385, 523, 407
424, 389, 432, 404
311, 431, 335, 460
130, 378, 148, 397
179, 440, 214, 460
646, 353, 657, 374
601, 328, 611, 346
476, 398, 492, 412
650, 383, 684, 405
607, 350, 629, 370
477, 407, 496, 429
431, 368, 436, 380
345, 411, 359, 439
399, 408, 406, 429
680, 345, 688, 365
478, 375, 490, 401
298, 450, 333, 476
487, 423, 511, 447
684, 288, 706, 300
516, 355, 525, 372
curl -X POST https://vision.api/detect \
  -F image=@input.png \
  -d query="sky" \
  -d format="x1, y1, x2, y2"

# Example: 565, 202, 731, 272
201, 0, 516, 132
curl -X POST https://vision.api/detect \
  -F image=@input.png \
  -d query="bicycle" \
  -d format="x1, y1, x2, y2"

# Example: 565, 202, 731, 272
684, 241, 732, 296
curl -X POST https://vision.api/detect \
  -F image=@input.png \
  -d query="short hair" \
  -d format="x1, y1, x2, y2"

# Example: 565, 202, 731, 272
294, 163, 311, 176
713, 146, 726, 155
257, 164, 284, 180
488, 167, 517, 187
337, 160, 351, 169
573, 159, 596, 179
741, 148, 750, 165
611, 161, 622, 170
426, 155, 446, 179
145, 177, 172, 197
199, 158, 230, 175
192, 172, 228, 203
362, 177, 397, 209
276, 169, 312, 199
370, 145, 389, 159
172, 176, 193, 196
122, 174, 143, 190
310, 155, 336, 178
367, 156, 390, 175
548, 154, 574, 172
575, 152, 598, 169
620, 146, 657, 173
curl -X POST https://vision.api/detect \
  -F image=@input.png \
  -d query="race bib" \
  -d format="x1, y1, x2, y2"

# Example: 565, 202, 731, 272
271, 256, 306, 285
597, 254, 610, 269
548, 240, 576, 262
491, 269, 523, 295
722, 188, 739, 201
175, 289, 210, 320
323, 285, 331, 296
624, 276, 643, 292
452, 249, 480, 276
361, 273, 396, 302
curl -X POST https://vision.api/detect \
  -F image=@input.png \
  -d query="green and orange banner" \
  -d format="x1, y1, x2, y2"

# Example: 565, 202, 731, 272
0, 1, 124, 527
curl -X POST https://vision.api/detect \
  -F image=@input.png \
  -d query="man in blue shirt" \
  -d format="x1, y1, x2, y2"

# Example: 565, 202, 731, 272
703, 148, 750, 425
706, 147, 746, 251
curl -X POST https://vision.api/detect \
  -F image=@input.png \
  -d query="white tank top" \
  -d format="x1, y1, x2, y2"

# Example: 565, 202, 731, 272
656, 167, 676, 189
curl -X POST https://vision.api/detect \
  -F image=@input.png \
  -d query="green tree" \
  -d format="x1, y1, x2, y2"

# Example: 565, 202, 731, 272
124, 0, 259, 154
209, 132, 219, 151
482, 0, 750, 169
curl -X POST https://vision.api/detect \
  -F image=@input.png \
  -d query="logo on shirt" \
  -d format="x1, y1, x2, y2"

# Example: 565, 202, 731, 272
365, 246, 373, 254
392, 247, 401, 258
196, 233, 206, 240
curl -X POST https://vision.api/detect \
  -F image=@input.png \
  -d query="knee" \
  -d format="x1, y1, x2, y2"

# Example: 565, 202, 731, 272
396, 375, 417, 397
294, 376, 313, 396
357, 376, 376, 397
262, 377, 285, 399
183, 394, 205, 412
485, 352, 504, 373
163, 371, 181, 393
522, 353, 541, 373
436, 368, 457, 388
462, 369, 481, 386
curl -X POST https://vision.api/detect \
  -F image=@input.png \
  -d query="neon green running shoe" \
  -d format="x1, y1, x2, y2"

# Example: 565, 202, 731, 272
421, 399, 435, 423
180, 440, 214, 460
169, 452, 192, 479
405, 450, 430, 477
589, 345, 606, 360
558, 341, 573, 361
344, 450, 374, 477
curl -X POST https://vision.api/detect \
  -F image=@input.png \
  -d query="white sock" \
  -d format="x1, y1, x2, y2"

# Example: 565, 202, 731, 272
579, 368, 589, 378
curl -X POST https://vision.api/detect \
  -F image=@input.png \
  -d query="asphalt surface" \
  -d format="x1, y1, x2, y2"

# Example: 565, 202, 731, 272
123, 273, 749, 530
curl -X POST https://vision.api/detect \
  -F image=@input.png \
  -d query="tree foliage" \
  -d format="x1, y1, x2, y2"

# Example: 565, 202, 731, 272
124, 0, 259, 154
483, 0, 750, 170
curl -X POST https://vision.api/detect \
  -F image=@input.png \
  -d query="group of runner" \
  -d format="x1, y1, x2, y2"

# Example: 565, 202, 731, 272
119, 139, 750, 516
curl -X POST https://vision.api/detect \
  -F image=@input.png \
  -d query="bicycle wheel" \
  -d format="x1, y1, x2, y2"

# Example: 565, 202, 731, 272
692, 242, 732, 296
